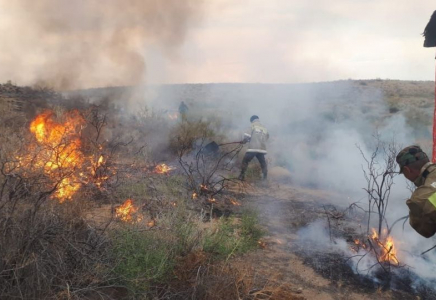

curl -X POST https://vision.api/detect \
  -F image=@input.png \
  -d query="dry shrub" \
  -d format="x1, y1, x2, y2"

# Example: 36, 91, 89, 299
169, 119, 224, 154
0, 116, 115, 299
170, 255, 304, 300
244, 162, 263, 181
0, 198, 112, 299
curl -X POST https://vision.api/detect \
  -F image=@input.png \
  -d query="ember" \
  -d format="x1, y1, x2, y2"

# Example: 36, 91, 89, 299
229, 198, 241, 206
154, 163, 175, 174
115, 199, 139, 222
147, 219, 156, 227
257, 240, 267, 248
192, 192, 198, 200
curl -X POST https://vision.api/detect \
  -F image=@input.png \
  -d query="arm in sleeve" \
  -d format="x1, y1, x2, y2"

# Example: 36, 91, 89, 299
242, 126, 252, 143
407, 193, 436, 238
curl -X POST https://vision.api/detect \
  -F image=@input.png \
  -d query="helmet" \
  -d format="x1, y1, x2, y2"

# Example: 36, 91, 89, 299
250, 115, 259, 122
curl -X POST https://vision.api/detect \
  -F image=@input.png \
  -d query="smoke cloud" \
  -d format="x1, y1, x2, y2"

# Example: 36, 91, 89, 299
0, 0, 203, 90
134, 80, 436, 285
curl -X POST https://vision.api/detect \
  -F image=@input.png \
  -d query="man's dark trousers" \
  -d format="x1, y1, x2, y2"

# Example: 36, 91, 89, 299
239, 152, 267, 180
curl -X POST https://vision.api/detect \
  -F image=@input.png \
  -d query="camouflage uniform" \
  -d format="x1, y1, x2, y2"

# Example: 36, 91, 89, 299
397, 146, 436, 238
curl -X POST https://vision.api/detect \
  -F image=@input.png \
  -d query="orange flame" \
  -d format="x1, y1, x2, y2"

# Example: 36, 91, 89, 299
89, 154, 112, 189
154, 163, 175, 174
229, 198, 241, 206
115, 199, 139, 222
17, 110, 115, 202
370, 229, 399, 265
352, 229, 399, 265
192, 192, 198, 200
28, 110, 85, 202
97, 155, 104, 166
168, 113, 178, 120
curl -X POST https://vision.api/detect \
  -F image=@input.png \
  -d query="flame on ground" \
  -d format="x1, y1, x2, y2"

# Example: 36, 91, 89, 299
229, 198, 241, 206
370, 228, 399, 265
89, 154, 113, 189
353, 228, 399, 265
115, 199, 139, 222
192, 192, 198, 200
154, 163, 175, 174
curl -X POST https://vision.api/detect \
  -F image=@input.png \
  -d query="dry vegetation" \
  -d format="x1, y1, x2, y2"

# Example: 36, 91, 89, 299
0, 83, 272, 300
0, 79, 434, 299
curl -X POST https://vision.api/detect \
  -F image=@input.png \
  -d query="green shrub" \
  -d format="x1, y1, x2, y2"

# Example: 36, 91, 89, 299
168, 119, 223, 154
203, 217, 239, 258
239, 210, 265, 251
110, 227, 175, 292
203, 209, 264, 259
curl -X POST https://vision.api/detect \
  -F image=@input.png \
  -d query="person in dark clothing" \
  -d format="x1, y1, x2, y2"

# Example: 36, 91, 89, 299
238, 115, 269, 181
178, 101, 189, 121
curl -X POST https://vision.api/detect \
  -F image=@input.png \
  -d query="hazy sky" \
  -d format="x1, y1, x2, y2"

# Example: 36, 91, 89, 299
0, 0, 435, 87
147, 0, 436, 84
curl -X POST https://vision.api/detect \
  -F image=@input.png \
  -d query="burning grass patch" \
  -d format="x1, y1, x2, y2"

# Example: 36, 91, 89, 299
292, 225, 436, 299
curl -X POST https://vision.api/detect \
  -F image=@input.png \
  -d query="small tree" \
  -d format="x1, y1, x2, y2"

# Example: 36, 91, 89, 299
357, 134, 400, 235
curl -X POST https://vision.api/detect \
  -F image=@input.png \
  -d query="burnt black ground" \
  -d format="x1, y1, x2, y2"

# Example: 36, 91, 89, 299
243, 184, 436, 300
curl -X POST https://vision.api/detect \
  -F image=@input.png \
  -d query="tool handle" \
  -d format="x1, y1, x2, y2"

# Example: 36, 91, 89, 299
217, 141, 243, 146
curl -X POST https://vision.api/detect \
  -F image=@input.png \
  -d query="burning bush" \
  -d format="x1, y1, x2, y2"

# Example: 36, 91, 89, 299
0, 89, 262, 299
8, 108, 121, 203
115, 199, 142, 223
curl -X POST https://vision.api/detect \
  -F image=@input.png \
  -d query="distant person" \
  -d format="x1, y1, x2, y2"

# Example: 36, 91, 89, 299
178, 101, 189, 121
396, 145, 436, 237
238, 115, 269, 181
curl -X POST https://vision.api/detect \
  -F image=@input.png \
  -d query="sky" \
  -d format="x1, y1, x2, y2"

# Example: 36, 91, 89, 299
150, 0, 436, 84
0, 0, 435, 88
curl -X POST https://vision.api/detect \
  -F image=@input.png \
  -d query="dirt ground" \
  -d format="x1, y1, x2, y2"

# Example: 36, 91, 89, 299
235, 183, 427, 300
84, 174, 431, 300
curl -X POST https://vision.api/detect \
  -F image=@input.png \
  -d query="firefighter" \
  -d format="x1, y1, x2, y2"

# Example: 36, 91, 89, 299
396, 145, 436, 237
178, 101, 189, 121
238, 115, 269, 181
